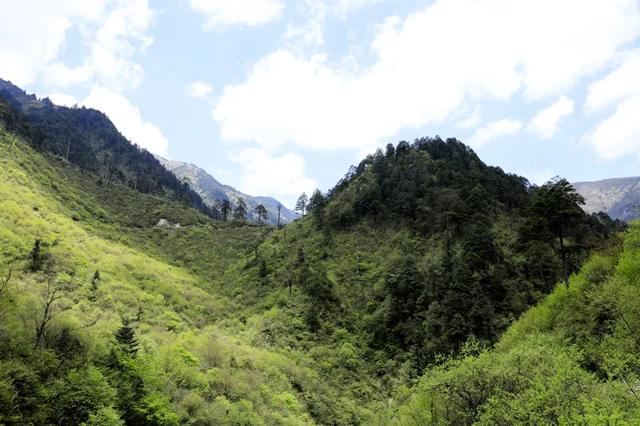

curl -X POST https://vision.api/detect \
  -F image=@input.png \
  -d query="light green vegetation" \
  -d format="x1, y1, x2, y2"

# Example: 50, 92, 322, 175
0, 129, 385, 424
1, 123, 638, 425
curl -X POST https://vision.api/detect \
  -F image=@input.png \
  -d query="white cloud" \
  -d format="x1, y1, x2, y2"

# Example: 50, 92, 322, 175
333, 0, 381, 15
0, 0, 105, 87
285, 0, 381, 48
584, 96, 640, 161
527, 96, 574, 139
0, 0, 154, 91
188, 0, 284, 29
83, 87, 169, 156
47, 0, 153, 91
468, 119, 523, 148
585, 51, 640, 113
285, 1, 327, 48
230, 149, 317, 207
583, 52, 640, 161
186, 81, 214, 100
0, 2, 164, 156
214, 0, 640, 153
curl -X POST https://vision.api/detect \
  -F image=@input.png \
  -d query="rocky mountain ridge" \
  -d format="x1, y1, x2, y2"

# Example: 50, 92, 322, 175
157, 156, 298, 225
574, 176, 640, 222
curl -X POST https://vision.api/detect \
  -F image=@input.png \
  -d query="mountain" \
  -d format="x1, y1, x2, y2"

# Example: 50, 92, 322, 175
389, 222, 640, 424
0, 78, 216, 219
157, 156, 297, 225
0, 84, 631, 425
574, 176, 640, 222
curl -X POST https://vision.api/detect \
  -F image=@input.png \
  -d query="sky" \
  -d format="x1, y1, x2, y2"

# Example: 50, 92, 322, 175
2, 0, 640, 208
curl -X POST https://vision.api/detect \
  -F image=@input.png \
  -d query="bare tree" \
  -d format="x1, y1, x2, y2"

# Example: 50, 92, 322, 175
277, 203, 282, 228
0, 268, 11, 301
34, 279, 65, 349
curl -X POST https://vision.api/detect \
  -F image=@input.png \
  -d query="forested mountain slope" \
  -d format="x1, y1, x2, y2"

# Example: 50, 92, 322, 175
0, 126, 390, 424
387, 223, 640, 424
0, 79, 216, 219
252, 138, 623, 370
157, 156, 297, 225
0, 104, 627, 425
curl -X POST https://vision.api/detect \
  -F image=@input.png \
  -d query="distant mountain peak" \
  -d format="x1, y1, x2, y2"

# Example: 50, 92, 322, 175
156, 155, 297, 225
574, 176, 640, 222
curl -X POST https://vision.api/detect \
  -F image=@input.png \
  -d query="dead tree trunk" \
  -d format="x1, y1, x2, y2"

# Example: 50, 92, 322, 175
34, 280, 62, 350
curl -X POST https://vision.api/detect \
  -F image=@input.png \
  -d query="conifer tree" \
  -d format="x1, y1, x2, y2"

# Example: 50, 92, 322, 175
295, 193, 309, 216
115, 320, 139, 357
220, 199, 231, 221
233, 197, 248, 222
91, 270, 101, 291
255, 204, 268, 225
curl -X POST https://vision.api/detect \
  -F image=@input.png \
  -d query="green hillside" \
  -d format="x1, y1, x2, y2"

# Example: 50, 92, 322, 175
387, 224, 640, 424
0, 108, 632, 425
0, 128, 387, 424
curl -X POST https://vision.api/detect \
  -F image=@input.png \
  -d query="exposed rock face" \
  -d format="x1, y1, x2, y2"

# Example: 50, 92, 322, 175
156, 218, 181, 228
156, 156, 298, 225
573, 177, 640, 222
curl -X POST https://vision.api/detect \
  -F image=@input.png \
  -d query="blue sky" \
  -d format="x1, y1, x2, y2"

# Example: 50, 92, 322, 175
2, 0, 640, 208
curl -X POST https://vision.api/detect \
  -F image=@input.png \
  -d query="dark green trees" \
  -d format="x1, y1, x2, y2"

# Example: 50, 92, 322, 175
0, 268, 10, 300
233, 198, 248, 222
525, 177, 586, 285
295, 193, 309, 217
115, 320, 139, 357
91, 270, 101, 291
220, 199, 231, 221
313, 138, 621, 370
290, 247, 337, 331
379, 257, 422, 349
308, 189, 326, 212
29, 239, 45, 272
255, 204, 268, 225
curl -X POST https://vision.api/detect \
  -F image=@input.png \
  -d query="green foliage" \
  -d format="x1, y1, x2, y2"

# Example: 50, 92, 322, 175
83, 406, 125, 426
52, 366, 117, 425
389, 224, 640, 424
115, 321, 139, 357
255, 204, 268, 225
306, 138, 624, 369
0, 120, 631, 424
0, 126, 380, 424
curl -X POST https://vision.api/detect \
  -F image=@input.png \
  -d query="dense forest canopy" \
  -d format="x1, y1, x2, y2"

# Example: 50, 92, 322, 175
301, 137, 625, 368
389, 222, 640, 424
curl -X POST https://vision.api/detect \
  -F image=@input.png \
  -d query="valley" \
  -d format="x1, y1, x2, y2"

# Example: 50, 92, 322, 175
0, 86, 638, 425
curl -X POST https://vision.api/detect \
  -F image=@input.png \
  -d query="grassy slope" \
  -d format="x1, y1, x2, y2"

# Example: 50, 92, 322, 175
385, 225, 640, 424
0, 129, 386, 424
